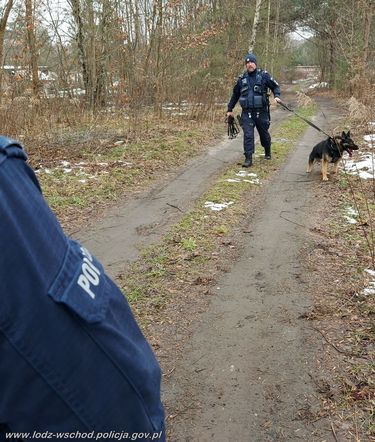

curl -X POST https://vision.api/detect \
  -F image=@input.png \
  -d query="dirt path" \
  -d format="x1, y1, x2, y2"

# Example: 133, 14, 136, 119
164, 97, 343, 442
75, 103, 291, 277
76, 96, 343, 440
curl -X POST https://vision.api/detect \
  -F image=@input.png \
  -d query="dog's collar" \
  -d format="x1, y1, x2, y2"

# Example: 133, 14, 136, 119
329, 137, 342, 154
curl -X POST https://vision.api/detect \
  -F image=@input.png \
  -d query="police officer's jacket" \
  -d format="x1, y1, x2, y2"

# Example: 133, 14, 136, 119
227, 68, 280, 112
0, 137, 165, 440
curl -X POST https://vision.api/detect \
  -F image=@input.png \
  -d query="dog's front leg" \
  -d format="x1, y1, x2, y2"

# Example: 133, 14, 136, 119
321, 159, 329, 181
332, 159, 340, 175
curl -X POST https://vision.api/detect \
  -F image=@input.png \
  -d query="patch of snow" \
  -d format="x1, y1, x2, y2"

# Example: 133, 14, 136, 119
63, 168, 72, 173
226, 170, 261, 185
236, 171, 257, 177
204, 201, 234, 211
344, 153, 374, 179
363, 287, 375, 296
273, 138, 291, 142
308, 82, 328, 89
358, 170, 374, 179
364, 134, 375, 143
362, 269, 375, 296
346, 207, 358, 217
243, 178, 260, 185
344, 216, 357, 224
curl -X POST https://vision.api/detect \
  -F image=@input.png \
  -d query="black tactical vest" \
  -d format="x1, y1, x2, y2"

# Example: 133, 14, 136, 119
239, 69, 267, 110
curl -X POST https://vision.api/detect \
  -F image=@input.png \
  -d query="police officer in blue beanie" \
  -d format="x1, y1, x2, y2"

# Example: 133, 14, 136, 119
227, 53, 281, 167
0, 136, 165, 441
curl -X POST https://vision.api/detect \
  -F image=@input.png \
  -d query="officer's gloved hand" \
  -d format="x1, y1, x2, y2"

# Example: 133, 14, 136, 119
227, 111, 234, 118
274, 97, 282, 104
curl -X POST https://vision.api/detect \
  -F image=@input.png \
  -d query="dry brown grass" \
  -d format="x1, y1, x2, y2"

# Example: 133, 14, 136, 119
347, 97, 372, 124
296, 91, 314, 107
1, 98, 224, 232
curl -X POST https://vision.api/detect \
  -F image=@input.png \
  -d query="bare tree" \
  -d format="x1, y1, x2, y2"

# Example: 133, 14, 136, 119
249, 0, 262, 52
264, 0, 271, 68
25, 0, 39, 96
0, 0, 14, 98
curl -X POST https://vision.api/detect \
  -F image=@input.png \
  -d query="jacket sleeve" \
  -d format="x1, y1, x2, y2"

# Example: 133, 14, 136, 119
0, 139, 165, 440
227, 79, 241, 112
263, 71, 281, 98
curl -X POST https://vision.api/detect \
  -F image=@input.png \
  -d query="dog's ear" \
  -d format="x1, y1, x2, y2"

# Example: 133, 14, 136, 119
347, 130, 351, 137
341, 131, 346, 138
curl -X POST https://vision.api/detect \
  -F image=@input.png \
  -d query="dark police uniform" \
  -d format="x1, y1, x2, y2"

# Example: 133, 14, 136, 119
0, 137, 165, 441
227, 65, 280, 160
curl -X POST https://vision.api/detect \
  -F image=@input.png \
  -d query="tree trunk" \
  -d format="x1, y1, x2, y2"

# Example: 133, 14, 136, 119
264, 0, 271, 69
0, 0, 14, 100
249, 0, 262, 53
154, 0, 163, 114
25, 0, 39, 97
328, 23, 336, 87
70, 0, 90, 101
95, 0, 112, 107
362, 0, 372, 66
270, 0, 280, 73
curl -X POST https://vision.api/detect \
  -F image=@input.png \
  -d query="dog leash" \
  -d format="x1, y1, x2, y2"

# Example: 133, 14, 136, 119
277, 101, 332, 139
226, 115, 240, 139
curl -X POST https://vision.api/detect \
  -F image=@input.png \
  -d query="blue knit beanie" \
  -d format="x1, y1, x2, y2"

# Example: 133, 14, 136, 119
244, 53, 257, 64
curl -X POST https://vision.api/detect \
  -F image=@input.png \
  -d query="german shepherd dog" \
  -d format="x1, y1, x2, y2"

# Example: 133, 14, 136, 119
307, 131, 359, 181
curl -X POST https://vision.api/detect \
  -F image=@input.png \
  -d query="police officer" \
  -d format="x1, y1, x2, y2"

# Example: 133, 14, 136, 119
0, 136, 165, 441
227, 53, 281, 167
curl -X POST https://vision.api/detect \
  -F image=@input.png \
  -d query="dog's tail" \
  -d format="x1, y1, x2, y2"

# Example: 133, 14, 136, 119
307, 152, 314, 173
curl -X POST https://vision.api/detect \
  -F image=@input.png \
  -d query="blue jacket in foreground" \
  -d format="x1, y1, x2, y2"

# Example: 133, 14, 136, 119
0, 136, 165, 441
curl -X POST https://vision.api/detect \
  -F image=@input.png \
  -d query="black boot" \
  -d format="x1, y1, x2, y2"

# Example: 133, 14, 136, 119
264, 146, 271, 160
242, 153, 252, 168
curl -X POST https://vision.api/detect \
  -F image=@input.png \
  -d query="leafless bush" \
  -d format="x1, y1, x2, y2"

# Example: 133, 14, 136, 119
0, 97, 88, 139
342, 104, 375, 269
347, 96, 371, 123
296, 91, 313, 107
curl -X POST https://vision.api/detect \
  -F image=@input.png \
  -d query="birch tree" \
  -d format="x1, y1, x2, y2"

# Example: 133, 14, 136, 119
249, 0, 262, 52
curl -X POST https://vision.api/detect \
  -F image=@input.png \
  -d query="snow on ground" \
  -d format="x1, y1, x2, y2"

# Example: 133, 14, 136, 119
204, 201, 234, 211
344, 153, 374, 179
308, 82, 328, 89
34, 159, 132, 184
363, 269, 375, 296
343, 133, 375, 179
344, 206, 359, 224
224, 170, 261, 185
364, 134, 375, 143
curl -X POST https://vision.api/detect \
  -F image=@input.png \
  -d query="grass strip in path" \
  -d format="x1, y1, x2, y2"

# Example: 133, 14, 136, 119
117, 105, 316, 328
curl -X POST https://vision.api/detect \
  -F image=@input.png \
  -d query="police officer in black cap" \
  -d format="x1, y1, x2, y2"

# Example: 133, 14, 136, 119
227, 53, 281, 167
